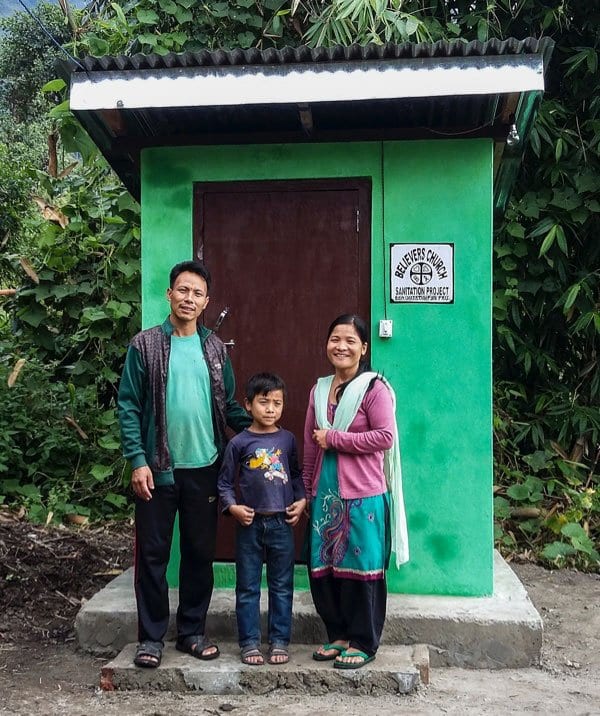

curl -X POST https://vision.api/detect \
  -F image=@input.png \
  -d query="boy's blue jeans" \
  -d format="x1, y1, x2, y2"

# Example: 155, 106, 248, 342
235, 513, 295, 648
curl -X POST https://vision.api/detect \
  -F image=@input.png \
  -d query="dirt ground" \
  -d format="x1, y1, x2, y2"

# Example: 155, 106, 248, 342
1, 510, 600, 715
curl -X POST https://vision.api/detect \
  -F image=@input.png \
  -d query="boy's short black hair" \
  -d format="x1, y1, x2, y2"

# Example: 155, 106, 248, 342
245, 372, 287, 402
169, 260, 211, 289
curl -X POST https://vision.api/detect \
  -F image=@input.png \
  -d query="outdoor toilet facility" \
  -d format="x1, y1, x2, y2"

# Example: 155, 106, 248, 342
64, 38, 554, 599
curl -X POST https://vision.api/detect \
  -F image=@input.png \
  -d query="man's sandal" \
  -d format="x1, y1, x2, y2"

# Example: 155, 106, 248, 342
241, 646, 264, 666
133, 640, 163, 668
333, 649, 376, 669
176, 634, 220, 660
267, 645, 289, 665
312, 642, 346, 661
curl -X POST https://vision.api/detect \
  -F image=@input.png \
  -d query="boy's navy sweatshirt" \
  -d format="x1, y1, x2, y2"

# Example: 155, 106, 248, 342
217, 428, 305, 514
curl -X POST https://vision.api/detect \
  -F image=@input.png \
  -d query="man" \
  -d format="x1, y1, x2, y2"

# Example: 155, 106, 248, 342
118, 260, 250, 668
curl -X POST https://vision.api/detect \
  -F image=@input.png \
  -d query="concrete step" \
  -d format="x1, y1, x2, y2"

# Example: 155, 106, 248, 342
100, 642, 429, 695
77, 551, 543, 669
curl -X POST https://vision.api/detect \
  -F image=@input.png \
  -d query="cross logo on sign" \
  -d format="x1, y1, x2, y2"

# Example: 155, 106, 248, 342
410, 262, 433, 286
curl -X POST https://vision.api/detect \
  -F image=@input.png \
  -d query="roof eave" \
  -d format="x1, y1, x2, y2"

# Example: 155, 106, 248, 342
69, 53, 545, 112
61, 39, 554, 208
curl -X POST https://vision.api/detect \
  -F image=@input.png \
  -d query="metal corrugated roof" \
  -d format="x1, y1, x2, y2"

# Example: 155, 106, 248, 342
71, 37, 553, 72
63, 38, 554, 210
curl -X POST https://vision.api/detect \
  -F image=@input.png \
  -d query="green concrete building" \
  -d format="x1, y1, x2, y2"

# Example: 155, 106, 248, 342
66, 38, 553, 597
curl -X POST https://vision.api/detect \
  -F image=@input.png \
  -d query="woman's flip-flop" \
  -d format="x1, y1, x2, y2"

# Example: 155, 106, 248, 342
333, 649, 376, 669
312, 642, 346, 661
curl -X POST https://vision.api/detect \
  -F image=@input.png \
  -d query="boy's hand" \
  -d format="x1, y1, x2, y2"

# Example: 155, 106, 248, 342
285, 498, 307, 526
229, 504, 255, 526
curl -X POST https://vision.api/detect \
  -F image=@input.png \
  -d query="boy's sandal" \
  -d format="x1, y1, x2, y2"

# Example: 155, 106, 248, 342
312, 642, 346, 661
133, 640, 163, 668
267, 645, 289, 665
333, 649, 376, 670
176, 634, 220, 660
241, 646, 264, 666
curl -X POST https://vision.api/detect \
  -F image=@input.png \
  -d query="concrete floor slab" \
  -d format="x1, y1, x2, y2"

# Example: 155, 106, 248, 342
100, 642, 427, 695
77, 550, 542, 669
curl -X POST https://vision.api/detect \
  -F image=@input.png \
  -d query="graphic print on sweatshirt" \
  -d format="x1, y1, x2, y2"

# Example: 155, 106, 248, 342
245, 447, 289, 484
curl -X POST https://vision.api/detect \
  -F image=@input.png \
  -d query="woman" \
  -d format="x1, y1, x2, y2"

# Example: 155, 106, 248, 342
303, 314, 408, 669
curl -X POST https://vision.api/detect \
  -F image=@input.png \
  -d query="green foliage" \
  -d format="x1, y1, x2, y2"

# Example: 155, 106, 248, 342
489, 2, 600, 569
494, 388, 600, 569
0, 141, 35, 248
293, 2, 600, 570
0, 109, 50, 289
0, 347, 130, 523
1, 155, 140, 523
0, 3, 72, 121
72, 0, 300, 57
296, 1, 598, 573
0, 3, 72, 288
1, 0, 598, 561
0, 1, 139, 524
299, 0, 445, 46
10, 158, 140, 378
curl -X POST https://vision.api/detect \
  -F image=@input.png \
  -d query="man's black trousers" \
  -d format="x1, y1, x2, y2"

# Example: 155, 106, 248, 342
134, 465, 219, 644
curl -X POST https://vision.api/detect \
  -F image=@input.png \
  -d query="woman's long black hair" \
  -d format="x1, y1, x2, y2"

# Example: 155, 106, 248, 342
327, 313, 376, 401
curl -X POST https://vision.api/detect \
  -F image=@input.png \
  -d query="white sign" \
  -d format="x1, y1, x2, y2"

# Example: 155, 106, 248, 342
390, 243, 454, 304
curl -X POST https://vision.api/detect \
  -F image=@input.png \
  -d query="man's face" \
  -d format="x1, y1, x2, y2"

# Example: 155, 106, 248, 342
167, 271, 210, 326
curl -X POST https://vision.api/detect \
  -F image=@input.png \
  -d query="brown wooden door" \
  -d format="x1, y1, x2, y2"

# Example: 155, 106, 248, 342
194, 178, 371, 560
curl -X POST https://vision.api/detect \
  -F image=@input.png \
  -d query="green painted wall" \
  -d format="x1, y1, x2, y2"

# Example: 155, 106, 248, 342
140, 139, 493, 597
379, 141, 494, 595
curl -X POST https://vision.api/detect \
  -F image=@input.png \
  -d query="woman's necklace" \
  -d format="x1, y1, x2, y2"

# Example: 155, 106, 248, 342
328, 378, 341, 405
329, 373, 352, 404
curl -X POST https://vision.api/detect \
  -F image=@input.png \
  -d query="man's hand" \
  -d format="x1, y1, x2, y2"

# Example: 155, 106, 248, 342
132, 465, 154, 501
229, 504, 255, 526
286, 498, 307, 526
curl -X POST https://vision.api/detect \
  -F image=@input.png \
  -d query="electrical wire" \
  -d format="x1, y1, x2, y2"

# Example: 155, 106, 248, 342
16, 0, 88, 73
380, 140, 387, 319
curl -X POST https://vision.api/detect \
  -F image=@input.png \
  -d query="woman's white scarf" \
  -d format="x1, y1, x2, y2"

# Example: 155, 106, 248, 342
314, 372, 409, 567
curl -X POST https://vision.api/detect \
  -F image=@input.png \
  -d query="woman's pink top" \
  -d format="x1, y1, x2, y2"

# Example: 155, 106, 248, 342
302, 379, 395, 500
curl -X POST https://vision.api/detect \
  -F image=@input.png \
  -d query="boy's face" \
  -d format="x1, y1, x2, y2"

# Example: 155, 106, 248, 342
245, 389, 284, 430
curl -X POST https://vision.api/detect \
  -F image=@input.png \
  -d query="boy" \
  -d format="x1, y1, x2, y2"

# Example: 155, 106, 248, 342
218, 372, 306, 666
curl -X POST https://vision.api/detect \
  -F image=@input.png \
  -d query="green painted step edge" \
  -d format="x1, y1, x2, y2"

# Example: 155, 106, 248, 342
213, 562, 310, 591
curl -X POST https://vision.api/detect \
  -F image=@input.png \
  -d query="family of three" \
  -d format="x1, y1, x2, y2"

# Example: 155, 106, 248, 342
117, 260, 409, 671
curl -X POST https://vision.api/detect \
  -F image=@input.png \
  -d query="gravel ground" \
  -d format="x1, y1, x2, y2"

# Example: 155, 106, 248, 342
1, 511, 599, 715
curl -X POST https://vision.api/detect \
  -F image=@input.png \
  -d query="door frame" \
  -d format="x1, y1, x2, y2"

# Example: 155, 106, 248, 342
192, 177, 372, 562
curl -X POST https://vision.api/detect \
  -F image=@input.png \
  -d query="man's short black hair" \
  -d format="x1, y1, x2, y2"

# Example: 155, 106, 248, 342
169, 261, 211, 290
245, 372, 287, 402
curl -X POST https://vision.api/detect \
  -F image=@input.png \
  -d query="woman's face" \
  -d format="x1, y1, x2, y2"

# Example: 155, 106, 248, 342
326, 322, 367, 375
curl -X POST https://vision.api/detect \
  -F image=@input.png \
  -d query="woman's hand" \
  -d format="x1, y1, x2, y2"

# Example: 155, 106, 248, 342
312, 429, 329, 449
